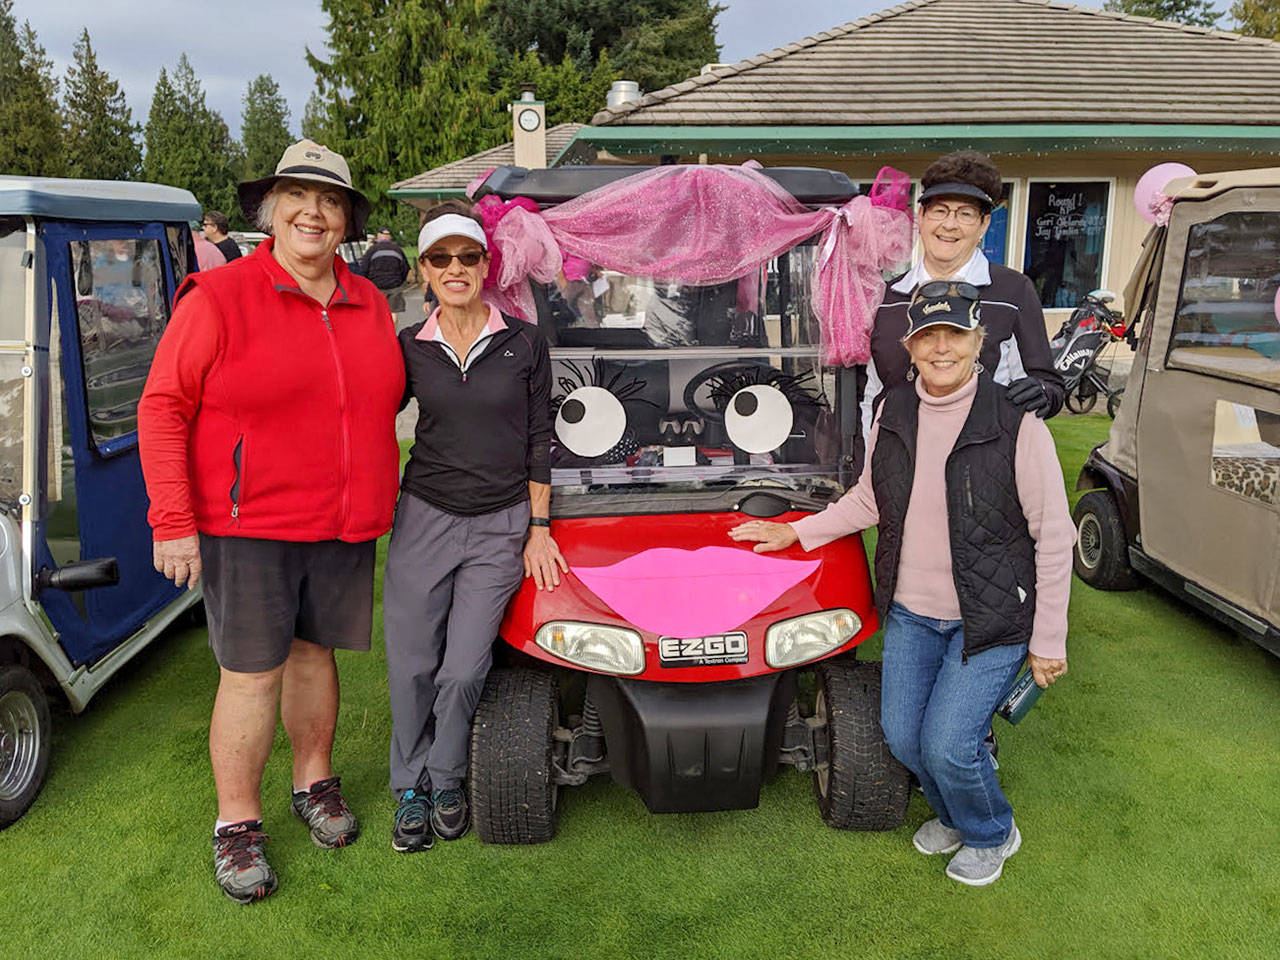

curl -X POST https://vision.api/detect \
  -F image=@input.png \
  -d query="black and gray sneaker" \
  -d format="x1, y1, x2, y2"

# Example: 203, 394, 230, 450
430, 786, 470, 841
212, 820, 278, 905
291, 776, 360, 848
392, 788, 433, 853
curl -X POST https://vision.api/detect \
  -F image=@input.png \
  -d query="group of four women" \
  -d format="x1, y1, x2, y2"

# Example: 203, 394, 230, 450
138, 141, 1071, 904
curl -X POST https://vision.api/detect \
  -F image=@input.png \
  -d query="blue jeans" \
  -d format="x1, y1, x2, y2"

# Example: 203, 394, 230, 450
880, 603, 1027, 848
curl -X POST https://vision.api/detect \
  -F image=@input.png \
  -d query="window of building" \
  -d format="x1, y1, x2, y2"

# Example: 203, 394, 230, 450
981, 182, 1015, 267
1023, 180, 1112, 309
1166, 211, 1280, 389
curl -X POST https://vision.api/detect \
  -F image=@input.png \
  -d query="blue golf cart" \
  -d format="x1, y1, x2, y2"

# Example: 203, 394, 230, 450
0, 177, 204, 828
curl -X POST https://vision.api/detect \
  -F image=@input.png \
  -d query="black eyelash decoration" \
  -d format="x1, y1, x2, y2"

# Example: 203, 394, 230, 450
707, 366, 822, 411
551, 358, 659, 412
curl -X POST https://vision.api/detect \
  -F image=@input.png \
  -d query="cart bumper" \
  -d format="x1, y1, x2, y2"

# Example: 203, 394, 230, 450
587, 671, 796, 813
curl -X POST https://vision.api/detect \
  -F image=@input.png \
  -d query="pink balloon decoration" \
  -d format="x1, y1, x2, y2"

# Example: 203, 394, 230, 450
1273, 287, 1280, 328
1134, 163, 1196, 225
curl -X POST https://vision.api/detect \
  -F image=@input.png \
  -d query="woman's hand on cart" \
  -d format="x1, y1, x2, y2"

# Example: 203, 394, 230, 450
728, 520, 799, 553
524, 528, 569, 591
153, 535, 201, 588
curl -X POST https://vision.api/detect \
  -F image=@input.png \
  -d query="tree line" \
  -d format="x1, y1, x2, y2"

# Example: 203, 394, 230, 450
0, 0, 721, 232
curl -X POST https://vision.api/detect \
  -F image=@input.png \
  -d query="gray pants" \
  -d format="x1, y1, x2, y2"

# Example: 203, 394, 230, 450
384, 494, 529, 794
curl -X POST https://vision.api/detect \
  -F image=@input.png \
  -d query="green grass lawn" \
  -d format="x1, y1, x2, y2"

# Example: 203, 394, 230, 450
5, 414, 1279, 960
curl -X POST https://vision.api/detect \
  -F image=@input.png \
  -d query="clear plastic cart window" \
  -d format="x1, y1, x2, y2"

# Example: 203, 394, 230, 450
69, 239, 170, 450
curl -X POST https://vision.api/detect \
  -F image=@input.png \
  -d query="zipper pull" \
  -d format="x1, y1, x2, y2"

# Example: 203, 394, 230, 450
231, 504, 240, 526
462, 372, 467, 383
321, 309, 332, 330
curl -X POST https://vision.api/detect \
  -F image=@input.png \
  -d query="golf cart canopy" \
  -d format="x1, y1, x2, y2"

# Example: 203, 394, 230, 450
0, 176, 200, 222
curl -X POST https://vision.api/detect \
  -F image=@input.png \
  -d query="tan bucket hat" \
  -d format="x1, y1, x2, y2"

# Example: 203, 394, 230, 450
237, 139, 371, 242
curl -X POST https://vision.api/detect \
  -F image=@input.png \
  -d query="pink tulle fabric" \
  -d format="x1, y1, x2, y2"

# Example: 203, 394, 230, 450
471, 162, 912, 365
1148, 190, 1175, 228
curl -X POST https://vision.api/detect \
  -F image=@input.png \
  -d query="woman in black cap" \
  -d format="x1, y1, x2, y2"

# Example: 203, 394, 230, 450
858, 151, 1064, 467
731, 284, 1073, 886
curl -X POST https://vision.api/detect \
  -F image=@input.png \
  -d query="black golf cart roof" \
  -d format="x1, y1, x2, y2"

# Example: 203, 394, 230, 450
476, 165, 858, 206
0, 176, 201, 222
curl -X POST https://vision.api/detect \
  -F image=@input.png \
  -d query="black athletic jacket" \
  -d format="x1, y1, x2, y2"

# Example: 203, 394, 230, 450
399, 314, 552, 516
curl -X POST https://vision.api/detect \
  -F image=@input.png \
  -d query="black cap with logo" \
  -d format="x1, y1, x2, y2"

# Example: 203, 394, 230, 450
906, 280, 983, 337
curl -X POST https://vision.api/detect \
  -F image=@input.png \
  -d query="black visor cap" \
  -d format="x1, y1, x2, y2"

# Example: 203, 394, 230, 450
918, 181, 995, 211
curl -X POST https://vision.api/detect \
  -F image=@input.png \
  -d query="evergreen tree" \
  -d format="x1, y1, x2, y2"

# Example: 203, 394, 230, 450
1103, 0, 1222, 27
308, 0, 505, 230
241, 74, 292, 181
301, 90, 342, 147
486, 0, 723, 92
497, 49, 620, 128
0, 5, 64, 176
142, 55, 240, 219
62, 29, 142, 181
1230, 0, 1280, 37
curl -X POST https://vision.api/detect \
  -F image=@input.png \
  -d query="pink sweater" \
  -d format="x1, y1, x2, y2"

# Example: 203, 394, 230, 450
790, 376, 1074, 659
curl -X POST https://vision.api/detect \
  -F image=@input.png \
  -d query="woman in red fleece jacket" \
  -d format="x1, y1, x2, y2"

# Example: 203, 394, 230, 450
731, 283, 1073, 888
138, 141, 404, 905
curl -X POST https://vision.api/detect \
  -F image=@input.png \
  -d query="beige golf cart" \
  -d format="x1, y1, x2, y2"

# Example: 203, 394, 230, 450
1073, 168, 1280, 656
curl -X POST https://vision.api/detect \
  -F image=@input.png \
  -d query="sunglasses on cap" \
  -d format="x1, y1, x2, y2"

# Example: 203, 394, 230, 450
422, 250, 485, 268
916, 280, 982, 301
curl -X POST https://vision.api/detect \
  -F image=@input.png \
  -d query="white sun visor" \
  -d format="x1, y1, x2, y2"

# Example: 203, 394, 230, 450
417, 214, 487, 256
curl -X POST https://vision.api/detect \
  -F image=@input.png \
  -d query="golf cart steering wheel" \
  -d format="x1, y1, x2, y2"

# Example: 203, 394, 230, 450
683, 360, 778, 423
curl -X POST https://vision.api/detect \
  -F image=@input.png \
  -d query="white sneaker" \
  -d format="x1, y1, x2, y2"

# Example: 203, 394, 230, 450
945, 820, 1021, 886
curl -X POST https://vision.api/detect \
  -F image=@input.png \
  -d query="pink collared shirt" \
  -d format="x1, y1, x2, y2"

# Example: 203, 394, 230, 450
415, 304, 507, 373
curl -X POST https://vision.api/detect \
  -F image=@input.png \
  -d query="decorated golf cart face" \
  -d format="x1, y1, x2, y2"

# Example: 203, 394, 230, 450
462, 164, 912, 683
0, 178, 202, 828
1076, 166, 1280, 653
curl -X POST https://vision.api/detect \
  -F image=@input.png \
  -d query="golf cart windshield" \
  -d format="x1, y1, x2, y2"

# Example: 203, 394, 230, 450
534, 239, 843, 503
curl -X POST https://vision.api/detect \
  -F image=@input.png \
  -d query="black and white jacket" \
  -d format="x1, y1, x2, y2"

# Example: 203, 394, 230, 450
859, 250, 1065, 455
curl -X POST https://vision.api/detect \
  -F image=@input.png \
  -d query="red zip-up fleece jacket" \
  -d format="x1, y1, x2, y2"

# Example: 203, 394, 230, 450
138, 239, 405, 543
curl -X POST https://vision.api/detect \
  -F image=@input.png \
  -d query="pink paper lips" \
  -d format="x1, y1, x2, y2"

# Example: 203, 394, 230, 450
571, 546, 820, 639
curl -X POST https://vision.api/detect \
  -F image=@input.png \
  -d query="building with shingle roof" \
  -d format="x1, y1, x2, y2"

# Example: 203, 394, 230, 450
564, 0, 1280, 320
389, 123, 583, 212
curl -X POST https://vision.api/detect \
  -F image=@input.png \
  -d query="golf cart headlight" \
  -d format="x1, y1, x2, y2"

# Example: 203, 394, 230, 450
765, 609, 861, 668
535, 621, 645, 675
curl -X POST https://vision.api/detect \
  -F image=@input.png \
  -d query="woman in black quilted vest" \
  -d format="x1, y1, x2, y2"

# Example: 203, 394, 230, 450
730, 284, 1074, 886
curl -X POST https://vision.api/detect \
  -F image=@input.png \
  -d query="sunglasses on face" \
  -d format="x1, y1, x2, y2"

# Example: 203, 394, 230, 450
422, 250, 484, 269
916, 280, 982, 301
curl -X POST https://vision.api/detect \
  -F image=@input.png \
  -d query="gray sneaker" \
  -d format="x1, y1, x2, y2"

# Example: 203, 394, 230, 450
945, 820, 1022, 886
212, 821, 277, 905
291, 776, 360, 848
912, 818, 963, 855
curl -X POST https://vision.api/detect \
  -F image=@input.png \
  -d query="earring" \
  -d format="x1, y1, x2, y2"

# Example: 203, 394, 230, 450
905, 366, 916, 382
974, 360, 985, 374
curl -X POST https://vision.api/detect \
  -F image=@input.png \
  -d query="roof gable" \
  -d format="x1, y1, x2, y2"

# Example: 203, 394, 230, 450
591, 0, 1280, 127
390, 124, 583, 195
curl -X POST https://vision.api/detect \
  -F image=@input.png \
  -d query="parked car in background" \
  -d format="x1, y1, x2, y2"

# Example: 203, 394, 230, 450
0, 177, 202, 828
1073, 168, 1280, 657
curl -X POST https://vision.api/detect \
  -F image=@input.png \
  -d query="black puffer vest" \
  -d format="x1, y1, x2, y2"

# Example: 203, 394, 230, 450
871, 376, 1036, 655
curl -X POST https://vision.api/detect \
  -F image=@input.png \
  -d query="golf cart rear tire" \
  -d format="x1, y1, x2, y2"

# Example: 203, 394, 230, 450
0, 665, 52, 829
1072, 490, 1140, 590
470, 666, 560, 844
1106, 391, 1121, 419
812, 660, 909, 831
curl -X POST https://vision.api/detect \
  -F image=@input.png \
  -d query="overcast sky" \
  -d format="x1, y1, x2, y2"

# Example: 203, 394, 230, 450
15, 0, 1235, 137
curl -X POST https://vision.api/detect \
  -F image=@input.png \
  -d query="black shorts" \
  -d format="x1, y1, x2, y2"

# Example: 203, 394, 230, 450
199, 535, 376, 673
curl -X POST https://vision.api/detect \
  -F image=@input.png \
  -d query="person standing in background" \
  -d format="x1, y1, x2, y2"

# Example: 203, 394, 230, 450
202, 210, 243, 262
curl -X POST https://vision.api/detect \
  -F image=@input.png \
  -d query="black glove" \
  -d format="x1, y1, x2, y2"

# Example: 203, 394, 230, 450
1006, 377, 1051, 417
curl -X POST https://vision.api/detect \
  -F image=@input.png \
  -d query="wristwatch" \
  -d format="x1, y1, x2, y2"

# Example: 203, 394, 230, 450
529, 517, 551, 528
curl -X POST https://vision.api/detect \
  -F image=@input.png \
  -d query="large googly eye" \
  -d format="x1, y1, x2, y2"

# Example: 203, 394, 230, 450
555, 386, 626, 458
724, 384, 794, 454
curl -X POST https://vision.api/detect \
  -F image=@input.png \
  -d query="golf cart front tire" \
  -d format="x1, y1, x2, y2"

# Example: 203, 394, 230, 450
470, 666, 560, 844
0, 664, 52, 829
812, 659, 909, 831
1072, 490, 1140, 590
